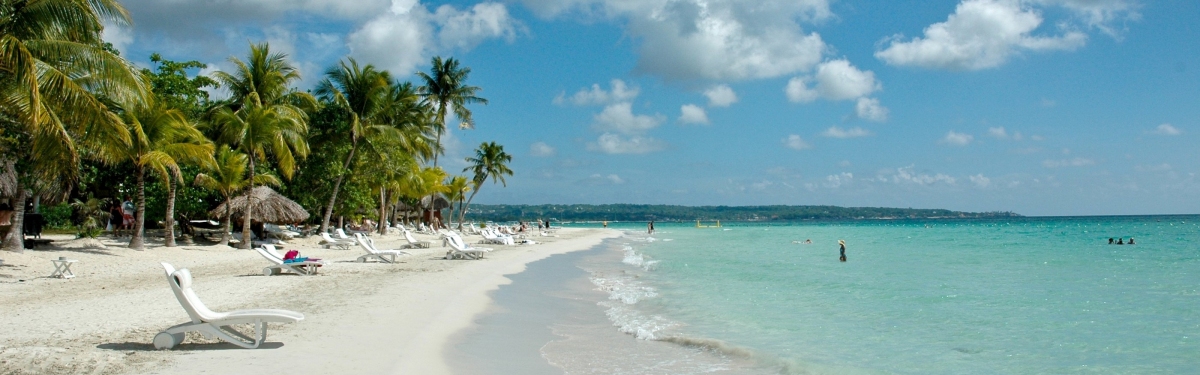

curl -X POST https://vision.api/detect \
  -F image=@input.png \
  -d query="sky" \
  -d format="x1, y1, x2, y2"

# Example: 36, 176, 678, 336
104, 0, 1200, 216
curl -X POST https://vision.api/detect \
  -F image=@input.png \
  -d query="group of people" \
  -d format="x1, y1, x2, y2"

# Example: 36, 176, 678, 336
108, 196, 134, 236
1108, 237, 1135, 245
791, 238, 848, 262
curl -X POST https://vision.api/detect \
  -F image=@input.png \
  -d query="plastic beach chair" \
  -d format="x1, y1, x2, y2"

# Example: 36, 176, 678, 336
153, 263, 304, 349
355, 233, 410, 263
256, 244, 325, 276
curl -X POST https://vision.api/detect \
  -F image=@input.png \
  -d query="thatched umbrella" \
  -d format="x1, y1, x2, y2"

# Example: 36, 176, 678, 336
420, 195, 451, 210
210, 186, 309, 224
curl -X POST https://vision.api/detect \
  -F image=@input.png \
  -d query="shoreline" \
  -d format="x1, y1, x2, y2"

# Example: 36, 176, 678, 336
0, 227, 619, 374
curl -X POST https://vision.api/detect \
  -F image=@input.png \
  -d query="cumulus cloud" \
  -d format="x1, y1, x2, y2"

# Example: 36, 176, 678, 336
704, 85, 738, 107
969, 174, 991, 188
888, 166, 957, 185
530, 141, 556, 157
518, 0, 832, 81
1043, 157, 1095, 168
348, 2, 522, 75
678, 104, 710, 125
593, 102, 665, 134
988, 126, 1025, 140
855, 97, 889, 122
1151, 123, 1182, 136
875, 0, 1088, 70
554, 79, 640, 106
822, 126, 873, 138
580, 173, 626, 185
941, 131, 974, 146
783, 134, 811, 150
587, 133, 666, 154
1029, 0, 1140, 37
824, 172, 853, 188
785, 59, 881, 102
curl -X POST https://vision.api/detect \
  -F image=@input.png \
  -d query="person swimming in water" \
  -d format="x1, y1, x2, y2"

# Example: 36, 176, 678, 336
1117, 238, 1124, 245
1108, 237, 1114, 244
1128, 237, 1135, 245
838, 240, 847, 262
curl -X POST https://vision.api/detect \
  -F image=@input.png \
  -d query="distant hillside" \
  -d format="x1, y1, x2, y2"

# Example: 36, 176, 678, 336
464, 204, 1020, 222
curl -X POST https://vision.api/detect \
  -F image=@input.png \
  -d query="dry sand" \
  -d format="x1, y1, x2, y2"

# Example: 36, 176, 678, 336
0, 227, 618, 375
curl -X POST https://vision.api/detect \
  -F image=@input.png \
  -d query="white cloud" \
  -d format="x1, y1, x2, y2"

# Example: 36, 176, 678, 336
785, 59, 881, 102
969, 174, 991, 188
588, 133, 666, 154
875, 0, 1087, 70
1029, 0, 1140, 37
988, 126, 1009, 138
101, 22, 133, 55
890, 166, 957, 185
519, 0, 832, 81
530, 142, 556, 157
1151, 123, 1182, 136
704, 85, 739, 107
822, 126, 873, 138
1043, 157, 1095, 168
941, 131, 974, 146
783, 134, 811, 150
785, 77, 819, 103
593, 102, 665, 134
348, 2, 522, 75
554, 79, 640, 106
678, 104, 710, 125
824, 172, 853, 188
855, 97, 889, 122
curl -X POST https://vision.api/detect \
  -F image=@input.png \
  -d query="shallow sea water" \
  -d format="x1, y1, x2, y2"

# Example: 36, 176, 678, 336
457, 216, 1200, 374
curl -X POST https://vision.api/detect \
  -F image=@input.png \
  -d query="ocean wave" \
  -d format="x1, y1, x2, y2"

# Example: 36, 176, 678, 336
621, 247, 659, 271
591, 275, 657, 304
599, 301, 678, 340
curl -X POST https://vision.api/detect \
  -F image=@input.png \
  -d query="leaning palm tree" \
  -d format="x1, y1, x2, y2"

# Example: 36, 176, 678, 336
415, 56, 487, 166
444, 175, 471, 230
194, 146, 280, 246
118, 94, 215, 250
208, 43, 312, 249
0, 0, 146, 252
313, 58, 401, 234
459, 142, 512, 227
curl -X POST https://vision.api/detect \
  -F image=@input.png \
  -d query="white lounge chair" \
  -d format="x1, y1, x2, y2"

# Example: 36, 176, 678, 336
402, 229, 431, 249
256, 244, 325, 276
153, 263, 304, 349
320, 232, 355, 249
443, 233, 489, 260
480, 229, 515, 245
355, 233, 410, 263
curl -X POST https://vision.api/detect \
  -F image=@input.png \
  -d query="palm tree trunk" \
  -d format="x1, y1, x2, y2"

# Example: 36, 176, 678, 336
378, 187, 388, 236
2, 188, 27, 253
219, 196, 231, 246
164, 176, 177, 247
456, 198, 464, 231
460, 186, 481, 232
129, 167, 146, 250
320, 141, 358, 234
241, 157, 255, 249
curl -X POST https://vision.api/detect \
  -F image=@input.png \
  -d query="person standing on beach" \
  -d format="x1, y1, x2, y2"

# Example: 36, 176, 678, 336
838, 240, 847, 262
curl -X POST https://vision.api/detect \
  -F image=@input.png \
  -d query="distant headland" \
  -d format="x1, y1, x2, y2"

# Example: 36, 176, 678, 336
466, 204, 1021, 222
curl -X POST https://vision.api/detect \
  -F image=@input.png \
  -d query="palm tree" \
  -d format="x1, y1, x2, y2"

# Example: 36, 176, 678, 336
0, 0, 146, 252
194, 146, 280, 246
118, 94, 215, 250
415, 56, 487, 166
459, 142, 512, 227
314, 58, 400, 234
209, 43, 312, 249
444, 175, 471, 230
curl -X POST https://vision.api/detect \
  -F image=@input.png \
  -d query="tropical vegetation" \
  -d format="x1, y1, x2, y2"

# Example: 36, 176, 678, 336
0, 0, 511, 252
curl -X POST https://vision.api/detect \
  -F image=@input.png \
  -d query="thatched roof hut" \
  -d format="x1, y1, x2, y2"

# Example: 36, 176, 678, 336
0, 160, 16, 199
420, 195, 451, 210
210, 186, 309, 224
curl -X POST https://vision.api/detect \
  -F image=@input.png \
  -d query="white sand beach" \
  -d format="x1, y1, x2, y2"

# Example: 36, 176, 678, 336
0, 228, 618, 375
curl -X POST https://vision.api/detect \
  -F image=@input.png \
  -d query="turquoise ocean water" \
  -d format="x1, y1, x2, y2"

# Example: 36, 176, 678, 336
552, 216, 1199, 374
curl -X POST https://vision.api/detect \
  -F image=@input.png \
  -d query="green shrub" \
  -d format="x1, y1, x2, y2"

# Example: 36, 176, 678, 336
40, 203, 73, 230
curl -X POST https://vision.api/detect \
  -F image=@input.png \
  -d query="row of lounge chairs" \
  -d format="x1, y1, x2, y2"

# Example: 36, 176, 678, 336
155, 226, 513, 349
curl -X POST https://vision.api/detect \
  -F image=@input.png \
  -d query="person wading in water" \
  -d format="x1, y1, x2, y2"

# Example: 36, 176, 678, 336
838, 240, 847, 262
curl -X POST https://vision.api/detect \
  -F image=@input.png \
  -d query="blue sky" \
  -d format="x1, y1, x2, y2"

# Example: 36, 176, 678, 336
105, 0, 1200, 216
